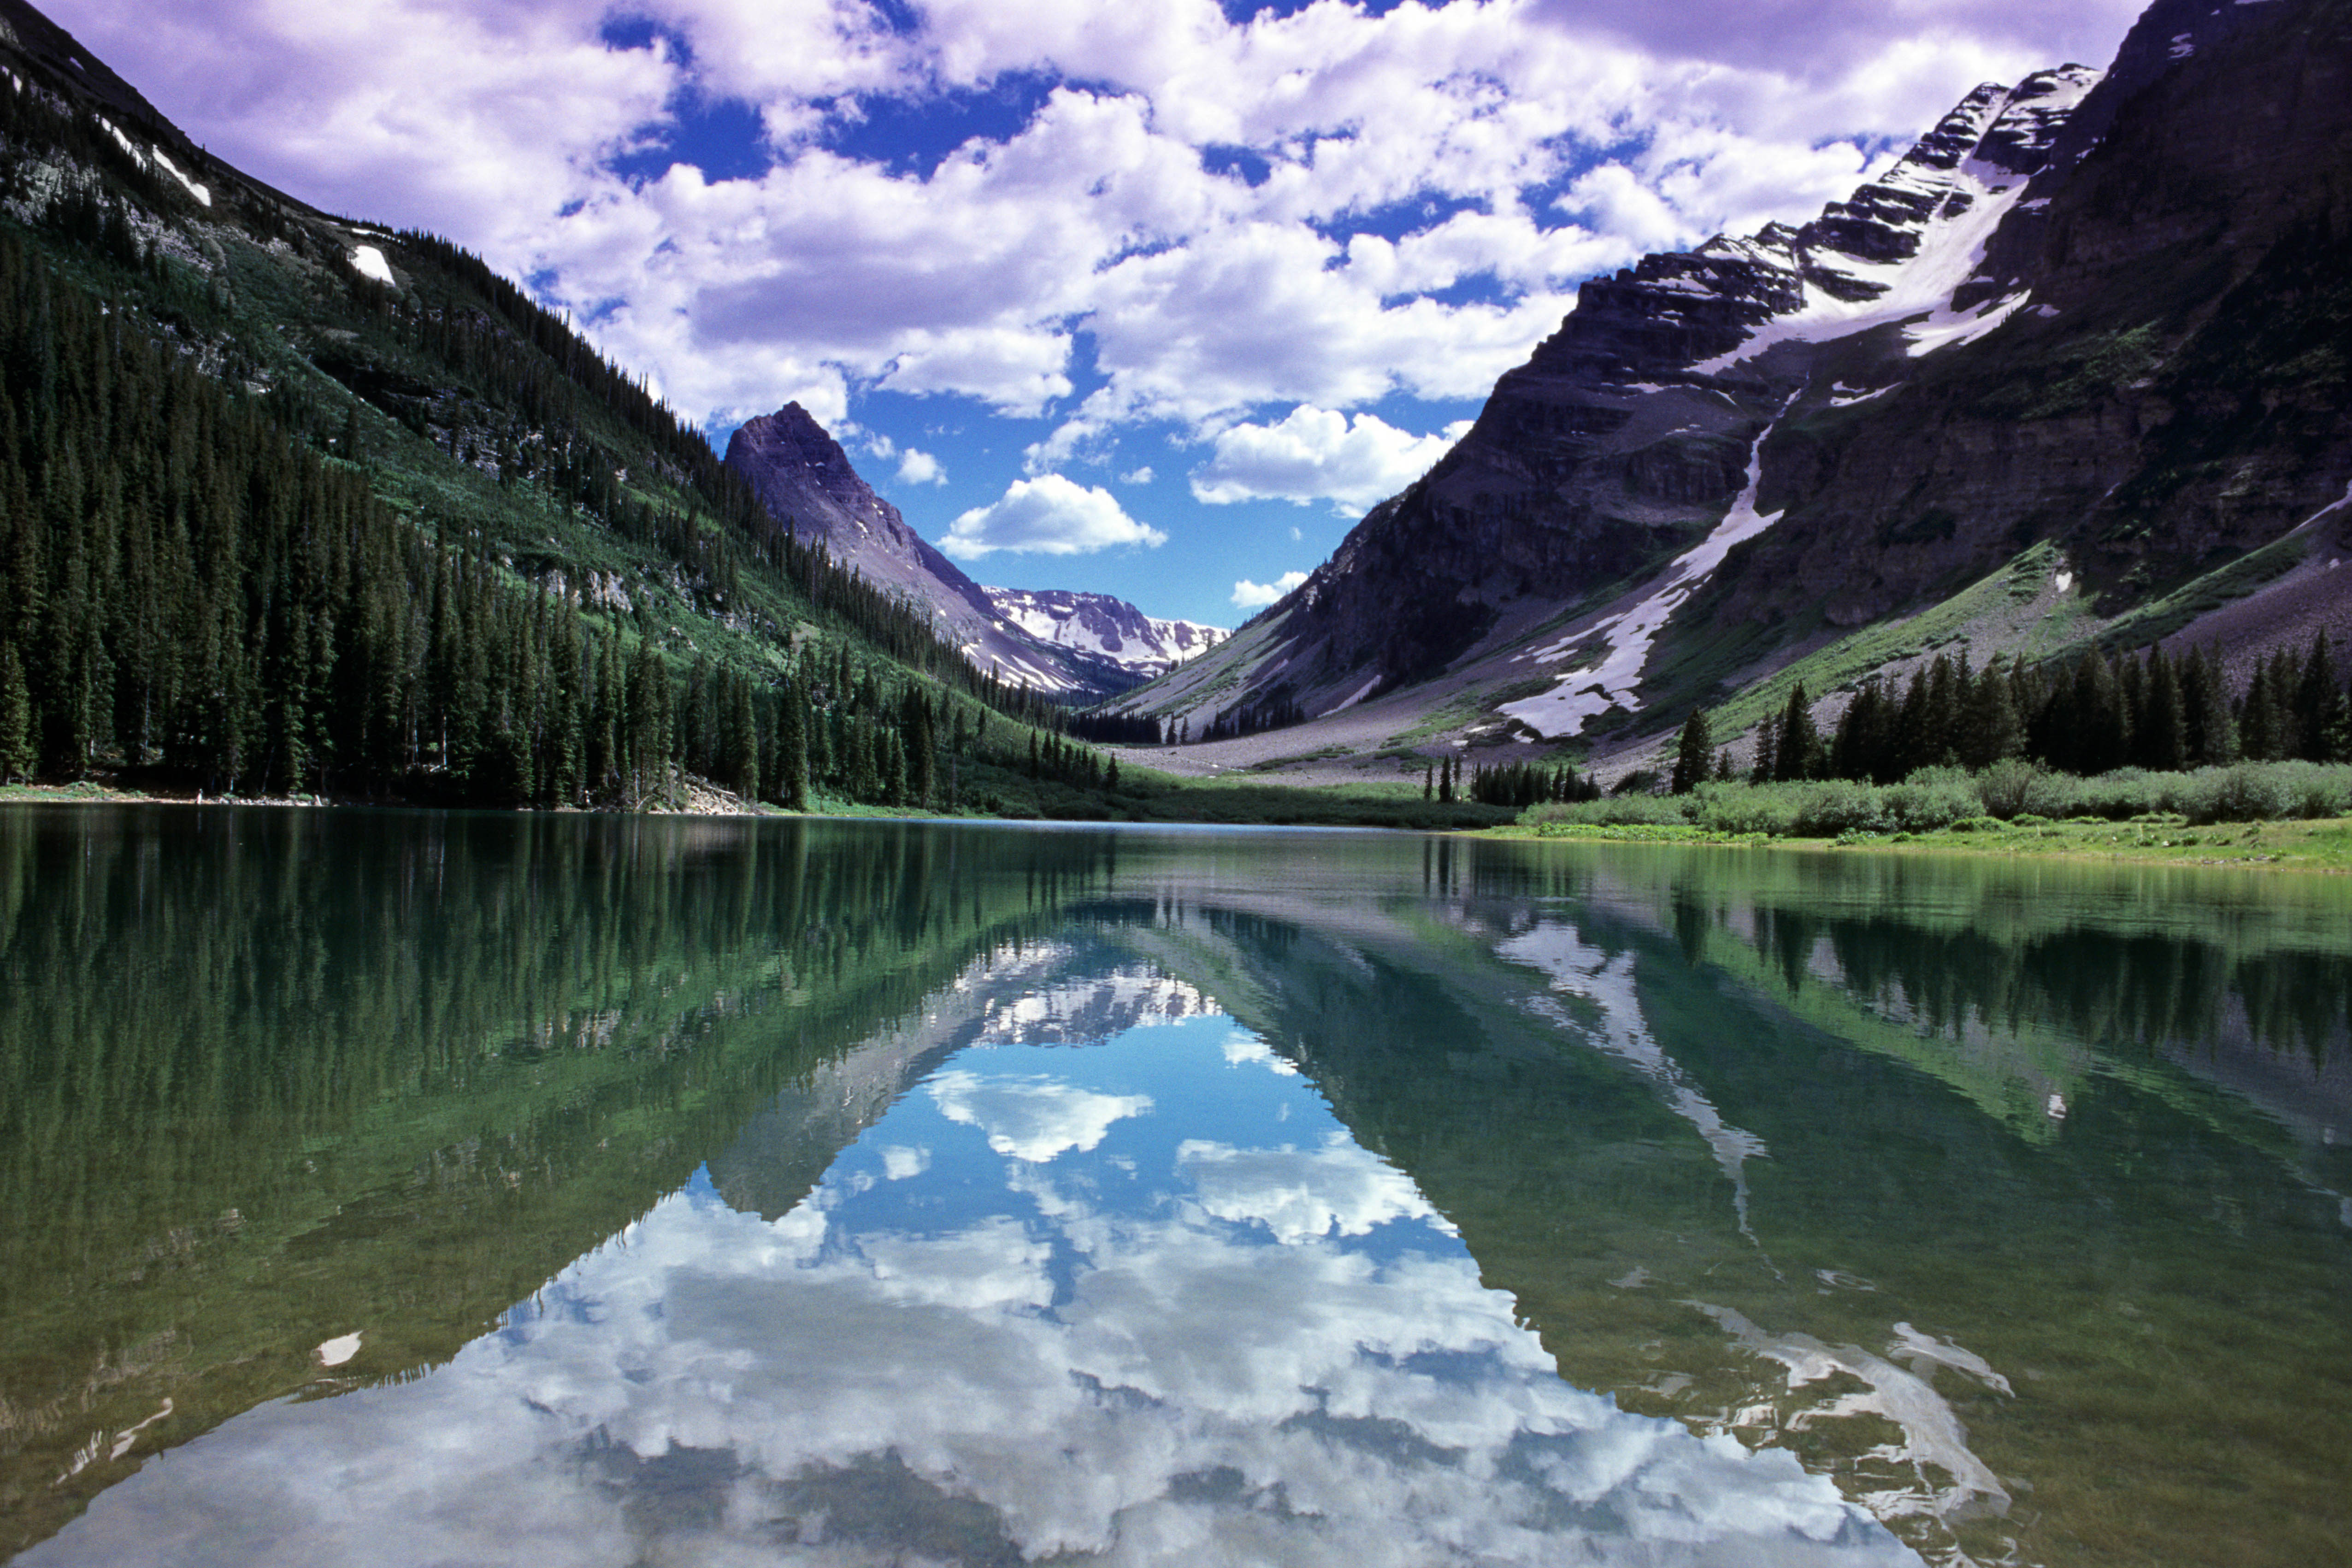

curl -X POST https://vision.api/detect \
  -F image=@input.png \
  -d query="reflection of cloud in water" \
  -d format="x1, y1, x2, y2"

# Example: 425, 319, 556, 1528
1221, 1034, 1299, 1075
1499, 924, 1771, 1235
1178, 1134, 1445, 1244
928, 1069, 1153, 1162
36, 1180, 1922, 1568
1693, 1304, 2013, 1526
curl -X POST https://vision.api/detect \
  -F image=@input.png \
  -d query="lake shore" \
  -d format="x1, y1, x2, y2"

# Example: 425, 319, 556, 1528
1478, 815, 2352, 871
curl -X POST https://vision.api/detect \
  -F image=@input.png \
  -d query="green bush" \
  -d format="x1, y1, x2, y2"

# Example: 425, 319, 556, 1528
1884, 775, 1980, 831
1791, 780, 1888, 836
1516, 760, 2352, 839
1974, 757, 2042, 819
1522, 794, 1690, 828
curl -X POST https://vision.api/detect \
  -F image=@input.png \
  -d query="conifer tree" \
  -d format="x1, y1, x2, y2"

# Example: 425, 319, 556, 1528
2293, 633, 2344, 762
1750, 713, 1779, 784
1774, 685, 1820, 782
1670, 708, 1713, 794
777, 682, 811, 810
0, 643, 34, 784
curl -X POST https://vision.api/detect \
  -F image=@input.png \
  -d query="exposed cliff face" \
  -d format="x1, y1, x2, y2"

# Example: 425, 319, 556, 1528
723, 405, 1146, 696
1132, 0, 2352, 750
983, 587, 1226, 679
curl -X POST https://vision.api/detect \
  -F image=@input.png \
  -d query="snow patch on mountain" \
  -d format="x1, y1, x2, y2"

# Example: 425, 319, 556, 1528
1502, 393, 1801, 739
349, 245, 394, 285
984, 587, 1228, 678
152, 147, 208, 206
1688, 68, 2098, 377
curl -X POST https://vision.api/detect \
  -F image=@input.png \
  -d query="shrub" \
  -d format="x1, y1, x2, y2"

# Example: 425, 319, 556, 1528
1522, 793, 1689, 828
1691, 783, 1802, 837
1975, 757, 2042, 819
1790, 779, 1888, 837
1885, 775, 1979, 832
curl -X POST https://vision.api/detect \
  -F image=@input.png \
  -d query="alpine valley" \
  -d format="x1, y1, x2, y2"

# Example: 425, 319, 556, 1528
1108, 0, 2352, 786
0, 0, 2345, 812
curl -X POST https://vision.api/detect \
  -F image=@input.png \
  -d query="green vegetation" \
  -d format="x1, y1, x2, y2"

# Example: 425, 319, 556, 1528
0, 65, 1142, 818
1503, 759, 2352, 869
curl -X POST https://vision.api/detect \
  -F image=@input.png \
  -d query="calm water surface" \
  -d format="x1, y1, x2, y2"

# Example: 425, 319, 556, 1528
1, 808, 2347, 1567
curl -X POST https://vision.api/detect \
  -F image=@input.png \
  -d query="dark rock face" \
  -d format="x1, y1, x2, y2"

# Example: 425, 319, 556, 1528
1252, 66, 2102, 699
725, 402, 997, 626
1715, 0, 2352, 631
1160, 0, 2352, 735
724, 405, 1145, 696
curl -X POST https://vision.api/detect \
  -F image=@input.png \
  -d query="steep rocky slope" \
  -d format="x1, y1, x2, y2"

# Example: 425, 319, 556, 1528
1119, 0, 2352, 771
724, 404, 1160, 697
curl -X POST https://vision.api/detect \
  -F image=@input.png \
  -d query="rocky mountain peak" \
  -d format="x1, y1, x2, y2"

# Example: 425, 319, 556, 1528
983, 587, 1228, 679
725, 402, 898, 544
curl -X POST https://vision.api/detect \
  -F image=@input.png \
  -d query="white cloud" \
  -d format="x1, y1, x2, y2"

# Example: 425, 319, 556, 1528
1179, 1134, 1440, 1245
927, 1069, 1153, 1161
894, 448, 945, 485
44, 1045, 1920, 1568
939, 474, 1168, 560
49, 0, 2147, 445
1191, 406, 1473, 512
1119, 466, 1155, 485
1232, 571, 1309, 609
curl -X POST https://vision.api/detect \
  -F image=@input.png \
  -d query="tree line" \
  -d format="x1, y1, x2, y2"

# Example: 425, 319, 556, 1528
0, 152, 1115, 807
1668, 638, 2351, 793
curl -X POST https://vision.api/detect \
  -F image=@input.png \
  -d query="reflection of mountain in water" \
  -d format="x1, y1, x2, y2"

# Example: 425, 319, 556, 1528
6, 818, 2347, 1567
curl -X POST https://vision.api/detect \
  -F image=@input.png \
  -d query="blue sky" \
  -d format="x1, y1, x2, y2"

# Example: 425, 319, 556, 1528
56, 0, 2145, 627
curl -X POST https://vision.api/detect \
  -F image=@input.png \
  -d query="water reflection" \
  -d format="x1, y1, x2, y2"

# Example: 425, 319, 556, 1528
29, 1007, 1909, 1568
3, 813, 2348, 1567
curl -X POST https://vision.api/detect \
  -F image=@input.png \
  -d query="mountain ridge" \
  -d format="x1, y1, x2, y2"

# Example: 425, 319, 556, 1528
722, 402, 1185, 698
1113, 0, 2352, 780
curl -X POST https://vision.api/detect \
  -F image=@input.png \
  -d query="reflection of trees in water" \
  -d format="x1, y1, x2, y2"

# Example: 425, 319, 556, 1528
0, 809, 1131, 1558
1780, 913, 2350, 1064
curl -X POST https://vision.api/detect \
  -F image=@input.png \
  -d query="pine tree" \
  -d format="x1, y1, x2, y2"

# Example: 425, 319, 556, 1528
778, 681, 810, 810
1750, 713, 1779, 784
2293, 633, 2344, 762
2138, 648, 2186, 772
723, 672, 760, 799
1774, 685, 1820, 782
0, 642, 34, 783
1671, 708, 1713, 794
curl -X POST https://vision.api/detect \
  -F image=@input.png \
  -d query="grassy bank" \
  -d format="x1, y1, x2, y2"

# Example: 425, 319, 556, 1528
0, 771, 1517, 832
1486, 760, 2352, 870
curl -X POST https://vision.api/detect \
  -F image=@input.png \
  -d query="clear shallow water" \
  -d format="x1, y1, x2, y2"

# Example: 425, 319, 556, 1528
1, 809, 2346, 1566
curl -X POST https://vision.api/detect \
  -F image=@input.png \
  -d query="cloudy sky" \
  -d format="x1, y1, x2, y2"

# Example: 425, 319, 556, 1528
51, 0, 2144, 625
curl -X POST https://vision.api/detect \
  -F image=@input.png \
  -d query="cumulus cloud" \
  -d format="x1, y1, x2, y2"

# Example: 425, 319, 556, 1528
48, 0, 2147, 439
894, 448, 945, 485
1192, 406, 1473, 512
1232, 571, 1309, 609
927, 1069, 1153, 1161
938, 475, 1168, 560
1119, 466, 1155, 485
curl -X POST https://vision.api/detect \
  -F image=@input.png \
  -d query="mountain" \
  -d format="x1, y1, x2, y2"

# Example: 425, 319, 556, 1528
723, 403, 1151, 698
1120, 0, 2352, 774
982, 586, 1226, 679
0, 0, 1128, 816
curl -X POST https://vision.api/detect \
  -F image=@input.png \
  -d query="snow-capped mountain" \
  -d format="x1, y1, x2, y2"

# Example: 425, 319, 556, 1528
983, 587, 1227, 679
724, 405, 1149, 698
1119, 0, 2352, 758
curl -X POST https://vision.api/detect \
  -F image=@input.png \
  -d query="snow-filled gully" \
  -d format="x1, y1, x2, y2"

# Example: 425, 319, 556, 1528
1501, 390, 1802, 739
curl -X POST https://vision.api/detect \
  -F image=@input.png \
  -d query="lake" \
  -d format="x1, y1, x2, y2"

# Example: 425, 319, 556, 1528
1, 807, 2346, 1566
